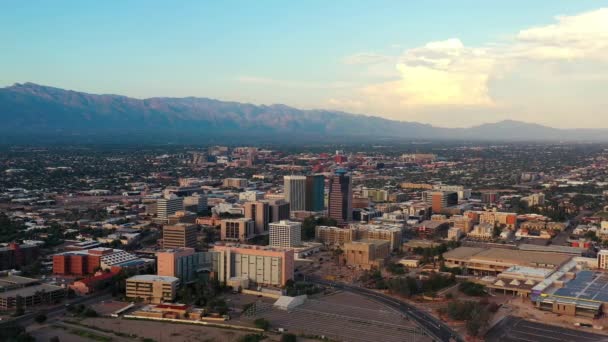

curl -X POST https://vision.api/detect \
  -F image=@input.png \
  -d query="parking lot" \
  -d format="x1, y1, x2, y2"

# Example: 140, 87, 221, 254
486, 316, 608, 342
238, 291, 432, 342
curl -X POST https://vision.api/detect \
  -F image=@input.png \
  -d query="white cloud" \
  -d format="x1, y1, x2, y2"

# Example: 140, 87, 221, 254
331, 7, 608, 127
514, 8, 608, 61
355, 38, 496, 107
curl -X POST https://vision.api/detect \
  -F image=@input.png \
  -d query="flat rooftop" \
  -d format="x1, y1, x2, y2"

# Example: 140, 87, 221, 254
0, 283, 64, 299
518, 244, 586, 255
0, 275, 40, 288
127, 275, 179, 283
501, 265, 554, 278
549, 270, 608, 303
349, 239, 390, 246
443, 247, 572, 268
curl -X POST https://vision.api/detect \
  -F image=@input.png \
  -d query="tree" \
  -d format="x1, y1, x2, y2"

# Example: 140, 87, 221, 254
459, 281, 486, 296
466, 306, 489, 337
83, 308, 98, 317
301, 216, 317, 241
301, 216, 338, 241
254, 318, 270, 331
386, 277, 411, 297
281, 333, 297, 342
239, 334, 264, 342
492, 226, 502, 238
67, 288, 76, 299
386, 262, 406, 275
35, 312, 47, 324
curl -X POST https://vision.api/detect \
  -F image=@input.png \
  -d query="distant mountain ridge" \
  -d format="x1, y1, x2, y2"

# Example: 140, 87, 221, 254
0, 82, 606, 143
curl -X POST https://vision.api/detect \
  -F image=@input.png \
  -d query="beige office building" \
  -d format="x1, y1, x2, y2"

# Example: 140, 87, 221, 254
244, 201, 269, 234
451, 216, 473, 233
315, 226, 355, 246
343, 239, 390, 270
362, 188, 389, 202
221, 218, 255, 242
350, 224, 403, 251
223, 178, 248, 188
126, 275, 179, 304
163, 224, 197, 249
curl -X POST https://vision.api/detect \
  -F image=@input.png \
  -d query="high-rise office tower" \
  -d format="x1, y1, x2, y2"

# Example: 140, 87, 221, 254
328, 170, 352, 225
163, 224, 197, 249
305, 174, 325, 212
481, 192, 499, 204
422, 191, 458, 213
220, 218, 256, 241
244, 201, 269, 234
157, 195, 184, 219
284, 175, 307, 211
269, 199, 290, 223
183, 193, 207, 214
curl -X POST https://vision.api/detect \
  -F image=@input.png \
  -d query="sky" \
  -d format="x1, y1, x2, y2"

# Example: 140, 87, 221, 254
1, 1, 607, 128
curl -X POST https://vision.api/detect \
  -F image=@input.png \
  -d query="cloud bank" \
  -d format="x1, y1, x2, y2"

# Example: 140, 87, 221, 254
333, 8, 608, 127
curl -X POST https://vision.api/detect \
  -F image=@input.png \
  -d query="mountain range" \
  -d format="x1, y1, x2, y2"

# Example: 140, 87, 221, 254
0, 82, 606, 144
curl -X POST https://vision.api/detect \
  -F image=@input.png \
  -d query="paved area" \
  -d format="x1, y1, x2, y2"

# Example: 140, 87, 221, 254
90, 300, 135, 316
486, 316, 608, 342
241, 291, 432, 342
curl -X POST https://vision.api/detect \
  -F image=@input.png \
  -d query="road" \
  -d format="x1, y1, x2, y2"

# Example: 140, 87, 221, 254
311, 278, 462, 342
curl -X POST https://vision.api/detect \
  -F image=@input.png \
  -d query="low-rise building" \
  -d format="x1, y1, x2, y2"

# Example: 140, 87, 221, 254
443, 247, 572, 276
315, 226, 354, 246
70, 270, 119, 295
126, 275, 180, 304
414, 220, 449, 238
343, 239, 390, 270
0, 275, 66, 310
223, 178, 248, 188
468, 223, 494, 240
53, 247, 155, 276
447, 227, 463, 241
349, 223, 403, 251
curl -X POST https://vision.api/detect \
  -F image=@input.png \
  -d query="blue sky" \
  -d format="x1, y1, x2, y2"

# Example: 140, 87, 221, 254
1, 1, 607, 127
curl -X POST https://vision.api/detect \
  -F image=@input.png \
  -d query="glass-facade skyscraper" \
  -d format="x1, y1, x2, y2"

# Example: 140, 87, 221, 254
305, 174, 325, 212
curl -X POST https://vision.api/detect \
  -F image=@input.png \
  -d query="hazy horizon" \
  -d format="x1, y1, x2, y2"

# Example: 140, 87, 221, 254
4, 81, 606, 131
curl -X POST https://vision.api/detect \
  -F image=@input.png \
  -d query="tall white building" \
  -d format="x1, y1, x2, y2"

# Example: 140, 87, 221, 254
284, 175, 307, 211
269, 220, 302, 248
157, 195, 184, 219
